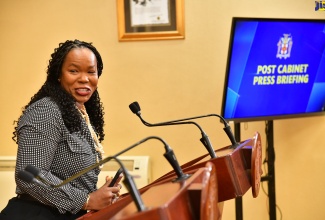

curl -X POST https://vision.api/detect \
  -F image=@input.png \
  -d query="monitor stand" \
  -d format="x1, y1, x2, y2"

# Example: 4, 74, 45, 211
234, 120, 277, 220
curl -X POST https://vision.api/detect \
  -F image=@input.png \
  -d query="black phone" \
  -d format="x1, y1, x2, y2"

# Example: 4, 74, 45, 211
108, 167, 123, 187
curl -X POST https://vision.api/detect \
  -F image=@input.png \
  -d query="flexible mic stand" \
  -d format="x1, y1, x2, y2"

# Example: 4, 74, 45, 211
129, 102, 217, 158
19, 136, 189, 188
130, 101, 238, 149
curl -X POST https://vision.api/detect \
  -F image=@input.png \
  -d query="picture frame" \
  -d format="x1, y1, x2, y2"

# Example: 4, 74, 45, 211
117, 0, 185, 42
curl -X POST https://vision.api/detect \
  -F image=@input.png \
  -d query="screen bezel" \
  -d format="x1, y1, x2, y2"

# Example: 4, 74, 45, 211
221, 17, 325, 122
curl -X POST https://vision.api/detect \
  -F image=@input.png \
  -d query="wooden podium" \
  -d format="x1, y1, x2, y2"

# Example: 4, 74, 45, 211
78, 132, 262, 220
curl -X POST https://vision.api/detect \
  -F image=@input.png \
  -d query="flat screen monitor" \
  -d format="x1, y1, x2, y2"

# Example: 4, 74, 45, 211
221, 17, 325, 122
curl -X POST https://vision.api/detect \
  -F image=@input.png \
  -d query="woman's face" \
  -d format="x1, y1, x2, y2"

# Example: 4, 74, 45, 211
59, 48, 99, 106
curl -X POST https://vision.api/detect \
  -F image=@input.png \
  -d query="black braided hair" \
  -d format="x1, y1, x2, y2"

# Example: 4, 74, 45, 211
13, 40, 105, 143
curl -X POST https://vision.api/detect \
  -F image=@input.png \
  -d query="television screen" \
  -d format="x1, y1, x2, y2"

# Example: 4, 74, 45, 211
221, 17, 325, 122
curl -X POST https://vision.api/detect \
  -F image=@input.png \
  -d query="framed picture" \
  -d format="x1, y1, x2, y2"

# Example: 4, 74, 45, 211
117, 0, 185, 42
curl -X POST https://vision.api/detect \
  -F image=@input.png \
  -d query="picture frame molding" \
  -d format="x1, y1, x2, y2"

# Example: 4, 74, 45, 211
117, 0, 185, 42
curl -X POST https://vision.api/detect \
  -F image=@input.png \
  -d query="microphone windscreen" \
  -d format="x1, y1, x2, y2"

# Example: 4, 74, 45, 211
135, 102, 140, 110
129, 102, 141, 114
25, 165, 40, 176
18, 170, 34, 183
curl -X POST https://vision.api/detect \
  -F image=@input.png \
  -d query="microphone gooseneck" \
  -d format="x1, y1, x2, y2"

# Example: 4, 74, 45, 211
110, 156, 146, 212
130, 101, 238, 149
129, 102, 217, 158
20, 157, 147, 212
110, 136, 190, 182
19, 136, 189, 187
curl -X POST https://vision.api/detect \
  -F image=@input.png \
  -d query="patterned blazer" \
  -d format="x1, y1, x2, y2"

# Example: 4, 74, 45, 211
15, 97, 101, 214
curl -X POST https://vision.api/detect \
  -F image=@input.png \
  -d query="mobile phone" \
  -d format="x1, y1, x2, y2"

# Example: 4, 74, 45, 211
108, 167, 123, 187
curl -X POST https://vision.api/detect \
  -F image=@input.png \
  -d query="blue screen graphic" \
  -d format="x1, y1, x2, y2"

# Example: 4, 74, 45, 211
222, 18, 325, 121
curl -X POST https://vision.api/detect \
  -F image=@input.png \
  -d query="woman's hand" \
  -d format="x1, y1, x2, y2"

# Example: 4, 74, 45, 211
106, 174, 123, 204
84, 174, 123, 210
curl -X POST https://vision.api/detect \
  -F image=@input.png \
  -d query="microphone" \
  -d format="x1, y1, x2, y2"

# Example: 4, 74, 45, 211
129, 101, 238, 148
129, 102, 217, 158
19, 136, 189, 188
25, 164, 40, 176
110, 156, 146, 211
17, 170, 49, 188
19, 136, 188, 212
114, 136, 190, 182
20, 157, 147, 212
22, 164, 55, 187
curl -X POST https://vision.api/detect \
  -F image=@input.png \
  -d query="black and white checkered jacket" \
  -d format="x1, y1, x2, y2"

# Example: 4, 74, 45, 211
15, 97, 101, 214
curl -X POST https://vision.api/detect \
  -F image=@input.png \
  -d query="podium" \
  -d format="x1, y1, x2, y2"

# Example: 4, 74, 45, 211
78, 132, 262, 220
